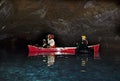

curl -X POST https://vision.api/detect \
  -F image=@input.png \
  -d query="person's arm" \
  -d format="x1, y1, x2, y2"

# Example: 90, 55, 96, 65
86, 40, 88, 45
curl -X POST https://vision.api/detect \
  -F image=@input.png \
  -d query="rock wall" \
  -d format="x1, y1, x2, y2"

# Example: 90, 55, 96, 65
0, 0, 120, 50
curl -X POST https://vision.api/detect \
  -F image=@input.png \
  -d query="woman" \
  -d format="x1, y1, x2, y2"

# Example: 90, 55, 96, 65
47, 34, 56, 66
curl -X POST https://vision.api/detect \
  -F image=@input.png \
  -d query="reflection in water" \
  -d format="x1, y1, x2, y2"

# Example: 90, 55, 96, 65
47, 55, 55, 66
81, 57, 88, 72
0, 46, 120, 81
42, 55, 55, 66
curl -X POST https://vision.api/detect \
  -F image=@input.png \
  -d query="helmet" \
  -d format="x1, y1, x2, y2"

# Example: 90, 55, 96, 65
48, 34, 54, 39
81, 35, 86, 39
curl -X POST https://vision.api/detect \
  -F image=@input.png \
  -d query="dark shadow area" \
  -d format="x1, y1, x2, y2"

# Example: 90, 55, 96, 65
0, 37, 28, 62
116, 25, 120, 36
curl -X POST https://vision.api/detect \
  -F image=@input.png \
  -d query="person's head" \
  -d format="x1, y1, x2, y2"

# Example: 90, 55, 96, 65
81, 35, 86, 40
43, 39, 46, 43
47, 34, 54, 39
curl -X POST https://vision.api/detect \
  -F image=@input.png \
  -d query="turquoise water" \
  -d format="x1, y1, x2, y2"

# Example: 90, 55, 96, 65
0, 49, 120, 81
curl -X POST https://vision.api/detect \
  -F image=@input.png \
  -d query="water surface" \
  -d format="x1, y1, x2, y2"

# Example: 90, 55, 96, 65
0, 48, 119, 81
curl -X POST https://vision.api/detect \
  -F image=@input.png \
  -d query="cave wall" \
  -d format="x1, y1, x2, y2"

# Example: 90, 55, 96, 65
0, 0, 120, 50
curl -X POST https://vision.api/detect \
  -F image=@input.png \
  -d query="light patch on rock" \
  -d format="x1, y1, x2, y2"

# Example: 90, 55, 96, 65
115, 35, 120, 40
31, 7, 47, 18
0, 0, 5, 7
84, 1, 95, 9
1, 25, 6, 30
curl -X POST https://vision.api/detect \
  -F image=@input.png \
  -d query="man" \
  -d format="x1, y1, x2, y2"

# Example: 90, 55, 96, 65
81, 35, 88, 49
42, 39, 47, 62
42, 39, 47, 48
76, 35, 89, 54
47, 34, 56, 66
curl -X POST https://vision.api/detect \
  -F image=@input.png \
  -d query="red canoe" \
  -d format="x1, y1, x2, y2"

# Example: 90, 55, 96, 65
28, 44, 100, 59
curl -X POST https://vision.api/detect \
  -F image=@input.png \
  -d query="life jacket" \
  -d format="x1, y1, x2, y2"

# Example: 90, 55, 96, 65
47, 39, 56, 48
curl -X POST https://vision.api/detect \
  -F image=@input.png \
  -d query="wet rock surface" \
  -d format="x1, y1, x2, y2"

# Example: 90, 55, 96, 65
0, 0, 120, 53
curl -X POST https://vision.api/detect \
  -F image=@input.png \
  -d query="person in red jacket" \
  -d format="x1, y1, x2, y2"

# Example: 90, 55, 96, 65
47, 34, 56, 66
